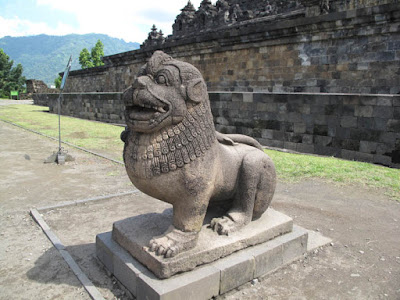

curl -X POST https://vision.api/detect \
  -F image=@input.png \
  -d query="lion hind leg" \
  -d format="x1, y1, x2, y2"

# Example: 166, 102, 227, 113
252, 154, 276, 220
211, 151, 274, 235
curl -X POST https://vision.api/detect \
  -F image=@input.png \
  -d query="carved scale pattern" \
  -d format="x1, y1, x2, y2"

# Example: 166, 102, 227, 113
127, 103, 216, 179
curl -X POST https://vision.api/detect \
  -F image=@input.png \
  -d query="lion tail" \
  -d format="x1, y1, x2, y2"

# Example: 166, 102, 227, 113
216, 132, 264, 151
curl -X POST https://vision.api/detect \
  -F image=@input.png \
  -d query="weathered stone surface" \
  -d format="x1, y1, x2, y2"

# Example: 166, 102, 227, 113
120, 51, 277, 266
112, 208, 292, 279
213, 252, 255, 294
137, 264, 220, 300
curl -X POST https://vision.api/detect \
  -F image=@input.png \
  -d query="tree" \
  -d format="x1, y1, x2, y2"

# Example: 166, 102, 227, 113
79, 48, 94, 69
0, 49, 26, 98
54, 75, 62, 89
91, 40, 104, 67
78, 40, 104, 69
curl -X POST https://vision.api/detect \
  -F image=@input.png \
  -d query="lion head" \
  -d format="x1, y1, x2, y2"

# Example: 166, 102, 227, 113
123, 51, 208, 133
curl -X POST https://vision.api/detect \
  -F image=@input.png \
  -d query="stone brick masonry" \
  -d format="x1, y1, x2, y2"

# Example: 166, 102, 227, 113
63, 3, 400, 95
34, 1, 400, 167
33, 91, 400, 168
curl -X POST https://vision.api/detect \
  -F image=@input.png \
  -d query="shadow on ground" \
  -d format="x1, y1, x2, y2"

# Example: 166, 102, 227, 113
27, 243, 132, 299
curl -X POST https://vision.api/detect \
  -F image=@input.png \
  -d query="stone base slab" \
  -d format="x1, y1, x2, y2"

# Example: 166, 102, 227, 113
97, 222, 328, 299
112, 208, 293, 279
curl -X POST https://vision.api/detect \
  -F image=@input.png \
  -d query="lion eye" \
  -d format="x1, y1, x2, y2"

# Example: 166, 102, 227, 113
156, 75, 167, 85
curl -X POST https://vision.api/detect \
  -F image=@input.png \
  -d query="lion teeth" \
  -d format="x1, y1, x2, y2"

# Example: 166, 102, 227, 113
157, 107, 167, 113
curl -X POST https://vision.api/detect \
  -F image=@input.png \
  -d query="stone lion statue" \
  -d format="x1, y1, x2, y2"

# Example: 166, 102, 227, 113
121, 51, 276, 258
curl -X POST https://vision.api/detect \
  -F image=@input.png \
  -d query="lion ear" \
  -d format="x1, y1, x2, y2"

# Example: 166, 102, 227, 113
186, 78, 207, 103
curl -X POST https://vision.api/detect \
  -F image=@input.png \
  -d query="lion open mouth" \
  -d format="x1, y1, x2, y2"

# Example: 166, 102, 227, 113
127, 103, 169, 121
126, 98, 171, 129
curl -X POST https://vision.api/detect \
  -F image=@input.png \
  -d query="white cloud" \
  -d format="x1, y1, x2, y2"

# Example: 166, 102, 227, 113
0, 16, 76, 38
35, 0, 203, 42
1, 0, 204, 42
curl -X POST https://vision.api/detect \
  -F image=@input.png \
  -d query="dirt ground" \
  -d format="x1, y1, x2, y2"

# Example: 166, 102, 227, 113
1, 118, 399, 300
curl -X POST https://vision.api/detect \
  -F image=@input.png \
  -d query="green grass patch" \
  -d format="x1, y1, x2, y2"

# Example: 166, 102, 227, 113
264, 149, 400, 201
0, 104, 124, 161
0, 104, 399, 200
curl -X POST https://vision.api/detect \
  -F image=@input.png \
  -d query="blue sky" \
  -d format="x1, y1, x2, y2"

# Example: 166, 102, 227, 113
0, 0, 203, 43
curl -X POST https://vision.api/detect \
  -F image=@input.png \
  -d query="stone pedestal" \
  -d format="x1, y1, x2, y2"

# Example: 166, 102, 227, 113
112, 208, 293, 279
96, 208, 330, 299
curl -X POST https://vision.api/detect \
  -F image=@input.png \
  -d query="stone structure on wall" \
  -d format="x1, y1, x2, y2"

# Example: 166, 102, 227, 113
140, 25, 165, 49
26, 79, 57, 94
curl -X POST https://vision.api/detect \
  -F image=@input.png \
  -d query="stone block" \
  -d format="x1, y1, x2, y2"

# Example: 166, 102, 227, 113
96, 233, 115, 274
341, 149, 356, 160
340, 116, 357, 128
294, 123, 306, 133
213, 252, 255, 294
243, 93, 253, 103
358, 117, 375, 130
137, 265, 220, 300
232, 93, 243, 102
373, 106, 394, 119
379, 132, 396, 144
341, 139, 360, 151
314, 145, 340, 157
350, 129, 381, 142
281, 225, 308, 264
315, 135, 332, 147
355, 106, 373, 117
113, 243, 148, 297
261, 129, 273, 139
302, 134, 313, 144
361, 96, 377, 106
297, 143, 315, 154
284, 141, 297, 151
285, 132, 302, 143
250, 225, 308, 278
354, 152, 374, 163
394, 107, 400, 119
267, 140, 284, 148
374, 118, 388, 131
250, 238, 283, 278
373, 154, 392, 166
388, 119, 400, 132
313, 125, 328, 136
360, 141, 378, 154
376, 97, 393, 106
342, 104, 355, 116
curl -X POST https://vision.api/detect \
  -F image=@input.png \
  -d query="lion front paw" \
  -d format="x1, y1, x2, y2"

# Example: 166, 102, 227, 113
148, 226, 198, 258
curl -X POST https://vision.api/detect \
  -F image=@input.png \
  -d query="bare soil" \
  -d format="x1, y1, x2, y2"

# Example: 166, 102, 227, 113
1, 120, 399, 300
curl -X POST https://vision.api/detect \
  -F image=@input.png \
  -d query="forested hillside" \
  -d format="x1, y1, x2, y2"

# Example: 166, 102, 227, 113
0, 34, 139, 86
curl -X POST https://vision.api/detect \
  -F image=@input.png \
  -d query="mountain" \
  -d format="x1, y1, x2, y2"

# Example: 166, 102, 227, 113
0, 34, 140, 86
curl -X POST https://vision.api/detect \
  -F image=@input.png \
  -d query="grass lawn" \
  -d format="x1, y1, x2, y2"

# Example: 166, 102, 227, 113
1, 104, 399, 201
0, 104, 124, 161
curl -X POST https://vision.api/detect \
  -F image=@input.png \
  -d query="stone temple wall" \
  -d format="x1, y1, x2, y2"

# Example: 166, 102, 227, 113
63, 2, 400, 95
39, 1, 400, 167
33, 91, 400, 168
